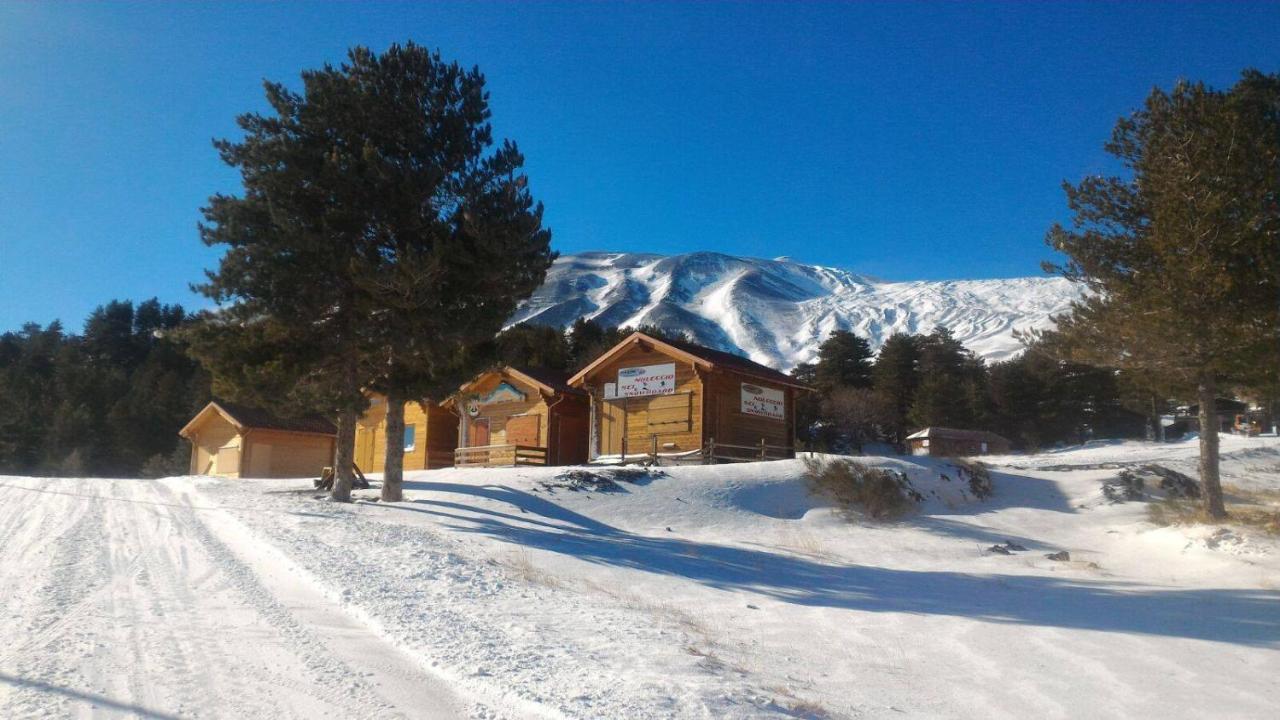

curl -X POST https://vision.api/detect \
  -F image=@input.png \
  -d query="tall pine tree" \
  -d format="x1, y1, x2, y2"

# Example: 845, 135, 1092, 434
337, 44, 554, 501
1043, 70, 1280, 519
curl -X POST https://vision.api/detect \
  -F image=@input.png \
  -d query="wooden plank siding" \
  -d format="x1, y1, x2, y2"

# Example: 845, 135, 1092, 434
182, 407, 335, 479
190, 414, 240, 476
703, 371, 793, 450
450, 368, 589, 467
243, 429, 334, 478
571, 333, 806, 464
355, 396, 457, 472
589, 347, 705, 457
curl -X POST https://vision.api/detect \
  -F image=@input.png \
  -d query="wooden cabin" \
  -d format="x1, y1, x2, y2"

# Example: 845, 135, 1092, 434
354, 394, 457, 473
568, 332, 809, 464
906, 427, 1011, 457
443, 366, 590, 467
179, 401, 336, 478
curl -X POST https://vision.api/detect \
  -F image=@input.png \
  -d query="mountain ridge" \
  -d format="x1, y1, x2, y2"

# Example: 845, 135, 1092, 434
509, 251, 1083, 370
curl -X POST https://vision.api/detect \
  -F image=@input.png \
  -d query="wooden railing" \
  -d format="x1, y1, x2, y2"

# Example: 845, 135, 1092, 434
454, 444, 548, 468
602, 436, 794, 466
425, 449, 457, 468
703, 438, 793, 464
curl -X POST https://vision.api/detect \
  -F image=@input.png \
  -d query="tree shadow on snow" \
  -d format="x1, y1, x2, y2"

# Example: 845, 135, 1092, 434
394, 481, 1280, 647
0, 673, 182, 720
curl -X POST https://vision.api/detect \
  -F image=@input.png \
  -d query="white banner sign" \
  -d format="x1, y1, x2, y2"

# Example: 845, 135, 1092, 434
741, 383, 785, 420
616, 363, 676, 397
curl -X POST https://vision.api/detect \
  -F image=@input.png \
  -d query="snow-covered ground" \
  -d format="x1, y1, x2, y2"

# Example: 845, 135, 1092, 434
2, 435, 1278, 718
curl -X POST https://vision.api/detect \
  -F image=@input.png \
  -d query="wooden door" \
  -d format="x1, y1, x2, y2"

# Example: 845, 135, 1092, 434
469, 418, 490, 447
599, 399, 626, 455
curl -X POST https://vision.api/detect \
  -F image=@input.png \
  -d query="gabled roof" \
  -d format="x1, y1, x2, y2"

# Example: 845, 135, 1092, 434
442, 365, 586, 408
179, 400, 337, 438
906, 427, 1010, 444
568, 332, 809, 389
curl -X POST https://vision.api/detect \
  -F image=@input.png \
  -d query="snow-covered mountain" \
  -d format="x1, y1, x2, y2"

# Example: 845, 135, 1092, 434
509, 251, 1084, 369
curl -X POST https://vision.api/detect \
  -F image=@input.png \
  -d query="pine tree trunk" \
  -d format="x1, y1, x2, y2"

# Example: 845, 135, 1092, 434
330, 407, 357, 502
1197, 376, 1227, 520
382, 392, 405, 502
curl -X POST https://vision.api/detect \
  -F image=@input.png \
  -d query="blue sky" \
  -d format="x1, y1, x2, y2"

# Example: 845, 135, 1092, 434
2, 1, 1277, 333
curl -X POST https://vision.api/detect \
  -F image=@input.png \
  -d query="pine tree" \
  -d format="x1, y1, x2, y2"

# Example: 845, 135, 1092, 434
332, 44, 554, 501
189, 48, 423, 500
0, 301, 208, 477
909, 327, 983, 430
789, 362, 821, 449
871, 333, 922, 449
1043, 70, 1280, 519
567, 319, 630, 371
813, 330, 874, 391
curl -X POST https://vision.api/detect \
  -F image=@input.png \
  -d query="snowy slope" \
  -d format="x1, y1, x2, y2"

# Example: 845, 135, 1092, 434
8, 437, 1277, 718
509, 251, 1085, 368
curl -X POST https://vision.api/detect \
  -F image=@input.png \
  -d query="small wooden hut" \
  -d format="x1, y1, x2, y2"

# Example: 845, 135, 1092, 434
568, 332, 808, 463
906, 427, 1011, 457
179, 401, 336, 478
354, 395, 457, 472
443, 366, 590, 467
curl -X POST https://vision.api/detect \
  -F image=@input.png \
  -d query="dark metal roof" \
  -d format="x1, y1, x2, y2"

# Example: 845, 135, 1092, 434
214, 400, 337, 435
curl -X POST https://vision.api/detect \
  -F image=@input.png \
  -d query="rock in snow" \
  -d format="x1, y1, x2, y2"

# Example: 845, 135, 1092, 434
509, 251, 1085, 368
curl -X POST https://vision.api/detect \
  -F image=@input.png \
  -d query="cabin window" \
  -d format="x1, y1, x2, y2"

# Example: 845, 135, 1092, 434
921, 439, 930, 448
404, 425, 417, 452
506, 414, 541, 446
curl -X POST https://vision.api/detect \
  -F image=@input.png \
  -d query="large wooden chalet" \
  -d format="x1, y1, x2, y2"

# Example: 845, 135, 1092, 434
568, 332, 809, 464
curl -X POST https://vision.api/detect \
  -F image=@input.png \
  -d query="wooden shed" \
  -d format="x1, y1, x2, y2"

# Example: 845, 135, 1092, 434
568, 332, 809, 464
906, 427, 1012, 457
179, 401, 336, 478
354, 394, 457, 473
443, 366, 590, 467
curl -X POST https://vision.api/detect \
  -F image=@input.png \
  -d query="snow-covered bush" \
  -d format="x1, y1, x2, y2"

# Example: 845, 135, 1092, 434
803, 456, 923, 520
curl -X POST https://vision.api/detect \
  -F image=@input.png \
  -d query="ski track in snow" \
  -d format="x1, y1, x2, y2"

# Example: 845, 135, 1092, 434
0, 477, 475, 720
2, 434, 1280, 718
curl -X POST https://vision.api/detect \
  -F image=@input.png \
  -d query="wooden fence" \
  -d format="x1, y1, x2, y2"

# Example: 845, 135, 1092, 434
454, 444, 548, 468
606, 436, 793, 466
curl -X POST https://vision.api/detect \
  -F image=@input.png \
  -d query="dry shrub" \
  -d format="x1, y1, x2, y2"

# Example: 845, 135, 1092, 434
952, 459, 992, 499
804, 456, 922, 520
1148, 497, 1280, 536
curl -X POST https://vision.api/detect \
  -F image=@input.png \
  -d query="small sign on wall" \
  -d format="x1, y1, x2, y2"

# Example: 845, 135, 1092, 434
617, 363, 676, 397
741, 383, 785, 420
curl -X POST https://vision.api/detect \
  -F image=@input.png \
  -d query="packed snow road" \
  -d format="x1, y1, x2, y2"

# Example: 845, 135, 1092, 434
0, 476, 470, 719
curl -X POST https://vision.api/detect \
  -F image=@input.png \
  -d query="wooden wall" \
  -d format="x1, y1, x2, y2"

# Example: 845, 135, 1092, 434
581, 345, 798, 460
456, 371, 590, 466
462, 373, 550, 449
356, 396, 457, 471
702, 371, 794, 452
186, 411, 337, 479
589, 346, 704, 456
548, 397, 590, 465
188, 413, 241, 477
243, 429, 334, 478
